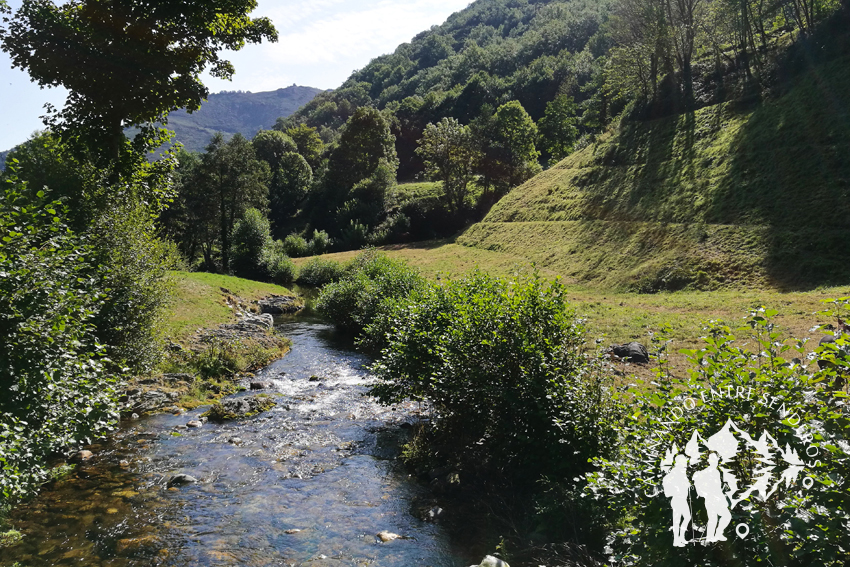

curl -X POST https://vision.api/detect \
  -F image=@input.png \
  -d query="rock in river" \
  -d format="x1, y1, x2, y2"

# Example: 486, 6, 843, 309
167, 474, 198, 487
474, 556, 510, 567
203, 395, 277, 422
258, 295, 303, 315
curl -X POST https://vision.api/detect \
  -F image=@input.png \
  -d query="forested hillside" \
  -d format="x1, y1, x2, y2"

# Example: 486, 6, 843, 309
154, 86, 322, 152
155, 0, 850, 291
457, 7, 850, 291
280, 0, 614, 178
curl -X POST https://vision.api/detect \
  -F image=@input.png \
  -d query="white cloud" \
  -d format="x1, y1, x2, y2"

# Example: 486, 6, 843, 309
204, 0, 472, 92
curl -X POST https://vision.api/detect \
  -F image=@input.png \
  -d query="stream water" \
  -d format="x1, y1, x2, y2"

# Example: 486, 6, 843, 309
1, 313, 480, 566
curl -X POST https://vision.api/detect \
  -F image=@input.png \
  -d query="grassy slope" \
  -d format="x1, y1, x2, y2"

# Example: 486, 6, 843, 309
458, 56, 850, 291
165, 271, 294, 342
300, 242, 849, 376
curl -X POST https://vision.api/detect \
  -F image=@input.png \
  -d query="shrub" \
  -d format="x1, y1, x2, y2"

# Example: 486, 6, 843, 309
367, 271, 620, 483
261, 241, 297, 285
308, 229, 332, 255
230, 208, 272, 280
316, 250, 425, 336
587, 306, 850, 567
338, 219, 369, 250
295, 257, 345, 287
366, 212, 411, 246
0, 180, 118, 502
90, 201, 177, 373
282, 233, 310, 257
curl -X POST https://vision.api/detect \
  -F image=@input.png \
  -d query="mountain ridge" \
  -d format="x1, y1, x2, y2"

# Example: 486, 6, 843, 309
2, 85, 324, 161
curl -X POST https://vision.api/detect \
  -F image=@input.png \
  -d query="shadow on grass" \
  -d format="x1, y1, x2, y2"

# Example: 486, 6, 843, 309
716, 54, 850, 290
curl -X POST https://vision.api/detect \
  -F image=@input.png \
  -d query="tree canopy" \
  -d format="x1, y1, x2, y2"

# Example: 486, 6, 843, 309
0, 0, 277, 162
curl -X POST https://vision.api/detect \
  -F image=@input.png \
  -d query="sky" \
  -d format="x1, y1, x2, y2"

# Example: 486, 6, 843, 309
0, 0, 472, 151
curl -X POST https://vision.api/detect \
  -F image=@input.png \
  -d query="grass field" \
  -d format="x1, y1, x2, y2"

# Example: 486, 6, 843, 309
294, 242, 850, 375
164, 271, 295, 342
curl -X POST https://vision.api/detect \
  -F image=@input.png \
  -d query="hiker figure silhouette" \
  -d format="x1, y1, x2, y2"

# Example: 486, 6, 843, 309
662, 453, 692, 547
692, 452, 732, 543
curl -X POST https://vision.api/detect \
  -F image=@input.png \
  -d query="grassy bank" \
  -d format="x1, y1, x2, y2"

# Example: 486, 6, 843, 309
138, 271, 298, 410
165, 270, 297, 342
294, 243, 850, 375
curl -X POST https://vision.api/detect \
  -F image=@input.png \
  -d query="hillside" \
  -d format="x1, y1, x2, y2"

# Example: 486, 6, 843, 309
457, 55, 850, 291
2, 86, 323, 162
280, 0, 613, 177
151, 85, 322, 152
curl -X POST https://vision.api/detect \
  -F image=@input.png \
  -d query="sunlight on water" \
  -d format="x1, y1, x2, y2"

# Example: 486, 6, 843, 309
0, 314, 475, 566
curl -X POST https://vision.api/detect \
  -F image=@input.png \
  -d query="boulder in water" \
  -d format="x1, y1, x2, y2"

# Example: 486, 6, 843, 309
167, 474, 198, 487
258, 295, 303, 315
202, 395, 277, 422
475, 556, 510, 567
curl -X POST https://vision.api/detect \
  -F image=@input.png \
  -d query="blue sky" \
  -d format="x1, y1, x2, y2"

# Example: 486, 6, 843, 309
0, 0, 472, 150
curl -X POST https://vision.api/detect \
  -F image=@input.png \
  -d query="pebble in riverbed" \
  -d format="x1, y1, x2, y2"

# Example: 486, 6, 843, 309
376, 531, 402, 543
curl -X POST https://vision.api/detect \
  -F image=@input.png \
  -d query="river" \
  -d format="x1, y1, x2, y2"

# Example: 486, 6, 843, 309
0, 312, 483, 566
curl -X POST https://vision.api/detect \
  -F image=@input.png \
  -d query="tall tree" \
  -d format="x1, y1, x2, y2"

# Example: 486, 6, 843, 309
416, 117, 481, 214
538, 95, 579, 165
0, 0, 277, 165
252, 130, 298, 170
195, 133, 270, 273
476, 100, 541, 195
325, 107, 398, 208
270, 152, 312, 236
283, 123, 325, 170
665, 0, 704, 105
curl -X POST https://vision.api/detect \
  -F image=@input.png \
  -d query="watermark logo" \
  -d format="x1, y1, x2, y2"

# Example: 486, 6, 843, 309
660, 419, 810, 546
639, 386, 819, 548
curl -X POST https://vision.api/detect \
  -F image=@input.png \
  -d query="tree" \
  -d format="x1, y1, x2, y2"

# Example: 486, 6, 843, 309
252, 130, 297, 170
665, 0, 705, 105
195, 133, 270, 273
325, 107, 398, 211
608, 0, 672, 105
284, 123, 325, 170
0, 0, 277, 164
270, 152, 312, 236
230, 207, 272, 280
416, 117, 481, 214
477, 100, 541, 195
537, 95, 579, 165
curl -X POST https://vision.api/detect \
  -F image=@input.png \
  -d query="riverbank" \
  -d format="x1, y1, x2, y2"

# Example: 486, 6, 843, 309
120, 271, 305, 416
294, 243, 850, 377
0, 313, 486, 566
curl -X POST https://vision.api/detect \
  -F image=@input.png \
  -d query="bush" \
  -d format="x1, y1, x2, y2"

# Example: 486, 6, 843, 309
230, 208, 272, 280
316, 250, 425, 336
367, 271, 620, 483
282, 233, 310, 257
295, 257, 345, 287
0, 180, 118, 502
261, 241, 297, 285
336, 219, 368, 250
366, 212, 411, 246
90, 201, 177, 373
587, 306, 850, 567
308, 229, 332, 255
